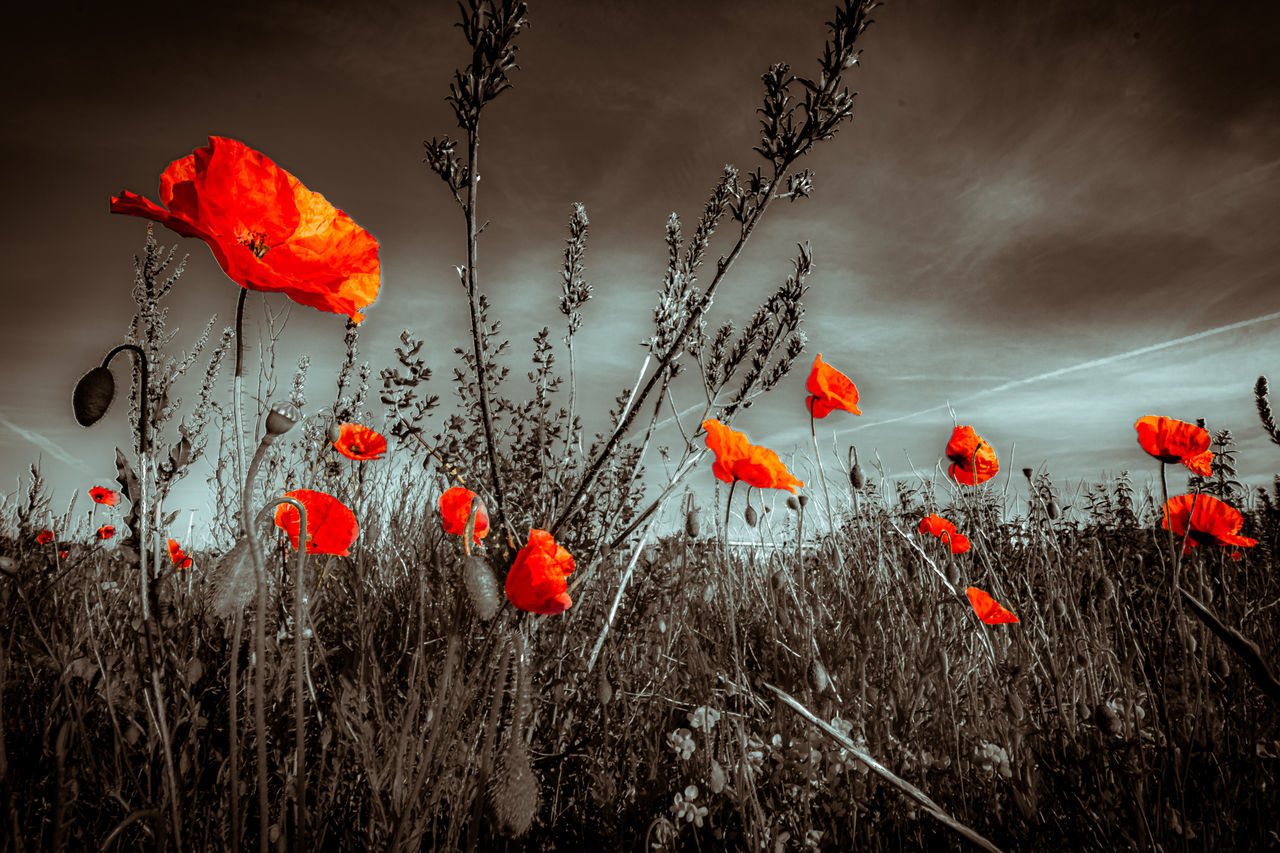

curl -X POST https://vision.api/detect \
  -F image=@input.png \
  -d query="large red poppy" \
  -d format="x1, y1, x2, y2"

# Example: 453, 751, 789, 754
701, 419, 804, 494
332, 423, 387, 461
505, 529, 576, 615
1162, 494, 1256, 552
702, 419, 752, 484
167, 538, 193, 569
36, 529, 53, 545
90, 487, 121, 507
946, 426, 999, 486
805, 353, 861, 418
919, 513, 971, 554
1134, 416, 1213, 476
967, 587, 1018, 624
111, 137, 381, 324
439, 486, 490, 544
274, 489, 360, 556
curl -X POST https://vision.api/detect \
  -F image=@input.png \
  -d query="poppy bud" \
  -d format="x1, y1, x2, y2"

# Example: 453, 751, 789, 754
462, 555, 500, 620
798, 494, 809, 509
597, 667, 613, 706
1047, 499, 1061, 520
744, 505, 758, 527
1093, 704, 1123, 737
327, 422, 343, 444
807, 657, 831, 695
265, 403, 300, 436
685, 507, 700, 538
850, 464, 865, 490
770, 571, 787, 593
786, 496, 800, 512
73, 366, 116, 427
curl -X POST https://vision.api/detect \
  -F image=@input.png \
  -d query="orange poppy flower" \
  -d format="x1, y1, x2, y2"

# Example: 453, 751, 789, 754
439, 486, 490, 544
36, 529, 53, 545
945, 426, 999, 486
332, 423, 387, 461
967, 587, 1018, 624
111, 137, 381, 324
97, 525, 116, 540
919, 514, 971, 554
167, 538, 193, 569
274, 489, 360, 556
1134, 416, 1213, 475
90, 487, 121, 507
505, 529, 576, 615
702, 419, 752, 484
805, 353, 861, 418
1162, 494, 1256, 553
701, 419, 804, 494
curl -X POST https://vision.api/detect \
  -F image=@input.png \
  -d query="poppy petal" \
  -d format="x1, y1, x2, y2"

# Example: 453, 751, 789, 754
967, 587, 1018, 624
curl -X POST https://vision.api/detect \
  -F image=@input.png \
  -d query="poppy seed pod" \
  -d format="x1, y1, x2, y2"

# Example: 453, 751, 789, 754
1022, 467, 1033, 481
265, 403, 300, 436
744, 505, 758, 527
786, 496, 800, 512
850, 463, 865, 490
73, 366, 116, 427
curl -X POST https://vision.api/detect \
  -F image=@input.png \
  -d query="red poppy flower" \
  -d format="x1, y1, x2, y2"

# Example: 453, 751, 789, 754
1134, 416, 1213, 475
36, 529, 53, 545
167, 538, 193, 570
805, 353, 861, 418
97, 525, 116, 540
734, 445, 805, 494
439, 486, 490, 544
945, 426, 999, 486
505, 529, 575, 615
918, 514, 971, 553
701, 420, 804, 494
59, 550, 68, 559
702, 419, 752, 485
1162, 494, 1256, 553
90, 487, 121, 507
1230, 550, 1244, 561
274, 489, 360, 556
332, 423, 387, 461
967, 587, 1018, 624
111, 137, 381, 324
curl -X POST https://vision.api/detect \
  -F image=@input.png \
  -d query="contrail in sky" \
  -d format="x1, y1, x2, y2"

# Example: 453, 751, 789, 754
650, 309, 1280, 439
842, 309, 1280, 435
0, 413, 86, 467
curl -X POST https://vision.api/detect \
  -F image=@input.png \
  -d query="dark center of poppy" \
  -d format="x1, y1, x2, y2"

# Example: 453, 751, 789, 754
236, 228, 271, 259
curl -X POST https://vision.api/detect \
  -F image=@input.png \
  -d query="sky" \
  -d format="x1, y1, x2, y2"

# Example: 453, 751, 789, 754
3, 0, 1280, 543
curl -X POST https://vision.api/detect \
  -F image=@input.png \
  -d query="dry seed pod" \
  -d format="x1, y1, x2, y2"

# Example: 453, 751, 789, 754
463, 555, 500, 620
265, 403, 300, 436
491, 739, 539, 838
744, 505, 758, 527
798, 494, 809, 509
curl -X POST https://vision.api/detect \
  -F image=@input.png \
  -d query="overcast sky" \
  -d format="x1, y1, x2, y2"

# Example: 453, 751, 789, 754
3, 0, 1279, 542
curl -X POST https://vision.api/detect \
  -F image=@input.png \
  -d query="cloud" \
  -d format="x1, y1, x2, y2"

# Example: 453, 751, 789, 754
0, 413, 86, 468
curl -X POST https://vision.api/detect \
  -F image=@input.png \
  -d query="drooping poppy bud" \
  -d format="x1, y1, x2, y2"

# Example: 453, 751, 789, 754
1047, 499, 1061, 520
73, 366, 116, 427
462, 555, 500, 620
744, 505, 758, 527
850, 464, 865, 490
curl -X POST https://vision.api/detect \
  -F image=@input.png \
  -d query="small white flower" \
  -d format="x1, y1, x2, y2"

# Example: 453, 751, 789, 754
689, 705, 721, 732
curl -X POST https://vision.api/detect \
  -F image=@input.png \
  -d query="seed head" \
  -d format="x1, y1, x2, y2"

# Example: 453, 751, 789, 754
265, 403, 300, 436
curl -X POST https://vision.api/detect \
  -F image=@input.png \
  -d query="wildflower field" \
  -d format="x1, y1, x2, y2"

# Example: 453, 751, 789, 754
3, 2, 1280, 851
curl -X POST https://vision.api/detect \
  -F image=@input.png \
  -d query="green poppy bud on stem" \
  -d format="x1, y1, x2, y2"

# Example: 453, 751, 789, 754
685, 508, 700, 538
1047, 498, 1061, 520
327, 422, 343, 444
786, 496, 800, 512
744, 505, 758, 527
462, 555, 499, 620
850, 464, 865, 490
